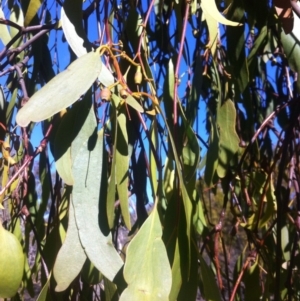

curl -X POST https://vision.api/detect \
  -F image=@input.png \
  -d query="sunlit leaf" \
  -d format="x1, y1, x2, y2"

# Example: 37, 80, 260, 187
61, 0, 90, 57
36, 272, 51, 301
16, 51, 102, 127
201, 0, 241, 26
10, 5, 24, 47
204, 12, 218, 57
281, 4, 300, 90
53, 201, 86, 292
0, 222, 24, 298
0, 8, 11, 45
24, 0, 42, 26
120, 206, 172, 301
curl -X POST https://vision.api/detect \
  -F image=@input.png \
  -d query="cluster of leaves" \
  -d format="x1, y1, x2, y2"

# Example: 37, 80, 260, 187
0, 0, 300, 300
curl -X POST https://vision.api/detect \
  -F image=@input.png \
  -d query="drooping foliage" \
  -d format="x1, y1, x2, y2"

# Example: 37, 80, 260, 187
0, 0, 300, 300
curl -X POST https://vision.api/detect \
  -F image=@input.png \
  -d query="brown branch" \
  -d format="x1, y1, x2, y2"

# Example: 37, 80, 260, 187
229, 257, 251, 301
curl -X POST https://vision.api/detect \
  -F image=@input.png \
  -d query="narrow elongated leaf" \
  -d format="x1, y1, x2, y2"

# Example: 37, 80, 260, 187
61, 0, 90, 57
36, 272, 51, 301
204, 12, 218, 57
10, 5, 24, 47
204, 114, 219, 186
16, 51, 102, 127
199, 256, 222, 301
0, 8, 11, 45
72, 121, 123, 281
120, 206, 172, 301
281, 17, 300, 90
53, 201, 86, 292
116, 107, 131, 230
54, 91, 92, 185
201, 0, 241, 26
156, 105, 193, 270
125, 94, 144, 113
169, 239, 181, 301
24, 0, 42, 26
216, 99, 239, 178
62, 0, 114, 86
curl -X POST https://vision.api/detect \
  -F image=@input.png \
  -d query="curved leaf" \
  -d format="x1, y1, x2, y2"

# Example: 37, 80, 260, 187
115, 103, 131, 230
16, 51, 102, 127
201, 0, 241, 26
61, 0, 90, 57
120, 206, 172, 301
24, 0, 42, 26
53, 201, 86, 292
0, 8, 11, 45
199, 256, 222, 301
54, 91, 92, 185
72, 119, 123, 281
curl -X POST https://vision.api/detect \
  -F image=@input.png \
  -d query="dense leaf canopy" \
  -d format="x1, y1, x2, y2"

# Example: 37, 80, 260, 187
0, 0, 300, 300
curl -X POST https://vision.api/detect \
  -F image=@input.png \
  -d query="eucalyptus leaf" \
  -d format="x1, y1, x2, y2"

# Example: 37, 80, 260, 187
199, 256, 222, 301
116, 107, 131, 230
216, 99, 239, 178
53, 201, 87, 292
120, 206, 172, 301
16, 51, 102, 127
72, 125, 123, 281
61, 0, 90, 57
201, 0, 241, 26
24, 0, 42, 26
0, 8, 11, 45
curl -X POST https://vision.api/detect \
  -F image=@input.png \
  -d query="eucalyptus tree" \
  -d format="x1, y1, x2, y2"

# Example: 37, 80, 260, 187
0, 0, 299, 300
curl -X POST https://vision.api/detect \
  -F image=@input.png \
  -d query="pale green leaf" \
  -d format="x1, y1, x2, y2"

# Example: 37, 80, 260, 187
125, 94, 144, 113
61, 0, 90, 58
62, 0, 114, 86
120, 206, 172, 301
281, 225, 290, 262
0, 8, 11, 45
201, 0, 241, 26
10, 5, 24, 47
0, 222, 25, 298
98, 63, 115, 87
54, 91, 92, 186
281, 22, 300, 90
204, 11, 218, 57
24, 0, 42, 26
72, 123, 123, 282
53, 201, 86, 292
56, 146, 73, 185
16, 51, 102, 127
